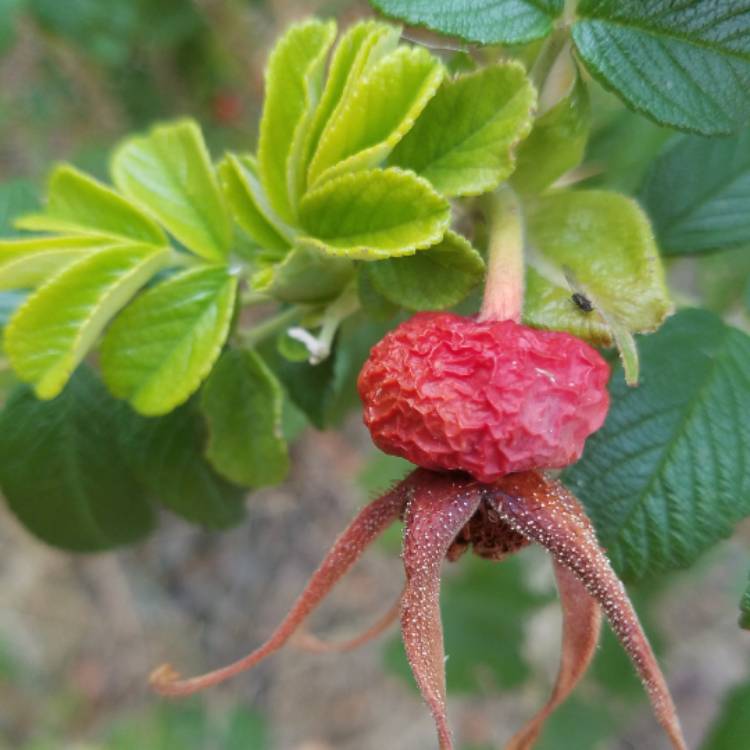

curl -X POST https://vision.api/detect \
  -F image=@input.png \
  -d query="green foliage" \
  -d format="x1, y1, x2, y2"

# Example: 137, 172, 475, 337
740, 575, 750, 630
389, 63, 535, 197
0, 180, 38, 236
701, 679, 750, 749
100, 266, 238, 415
572, 0, 750, 136
523, 189, 671, 345
298, 168, 450, 259
566, 309, 750, 579
121, 400, 246, 529
0, 367, 155, 551
111, 119, 231, 261
640, 130, 750, 255
201, 349, 289, 488
365, 230, 484, 310
371, 0, 564, 44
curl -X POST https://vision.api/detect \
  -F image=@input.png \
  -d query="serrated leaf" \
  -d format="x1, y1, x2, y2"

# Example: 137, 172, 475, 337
357, 268, 400, 320
565, 309, 750, 580
299, 168, 450, 260
384, 554, 551, 692
639, 130, 750, 255
365, 230, 483, 310
740, 575, 750, 630
0, 235, 106, 290
16, 165, 167, 245
101, 266, 237, 416
111, 119, 231, 261
0, 366, 155, 551
389, 63, 535, 197
219, 154, 291, 253
5, 243, 170, 399
258, 19, 337, 222
307, 46, 444, 186
523, 189, 671, 344
700, 679, 750, 749
121, 401, 245, 529
201, 349, 289, 488
512, 73, 590, 195
252, 244, 354, 304
370, 0, 563, 45
572, 0, 750, 135
298, 20, 401, 195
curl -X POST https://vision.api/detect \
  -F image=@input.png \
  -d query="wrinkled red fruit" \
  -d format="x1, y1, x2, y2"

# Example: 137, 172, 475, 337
358, 312, 610, 481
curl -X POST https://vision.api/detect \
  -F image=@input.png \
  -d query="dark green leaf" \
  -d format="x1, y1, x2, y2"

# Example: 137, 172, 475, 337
0, 366, 155, 551
640, 130, 750, 255
384, 553, 551, 692
365, 230, 484, 310
201, 349, 289, 488
572, 1, 750, 135
121, 401, 246, 529
701, 679, 750, 749
740, 574, 750, 630
370, 0, 564, 45
565, 309, 750, 579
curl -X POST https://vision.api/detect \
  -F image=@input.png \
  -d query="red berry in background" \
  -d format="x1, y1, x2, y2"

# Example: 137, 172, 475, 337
358, 312, 610, 482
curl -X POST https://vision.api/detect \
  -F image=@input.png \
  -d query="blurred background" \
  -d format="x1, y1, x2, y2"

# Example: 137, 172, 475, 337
0, 1, 749, 749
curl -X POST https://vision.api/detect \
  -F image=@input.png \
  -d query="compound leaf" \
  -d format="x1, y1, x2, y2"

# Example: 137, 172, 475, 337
5, 243, 170, 399
201, 349, 289, 488
308, 45, 444, 186
111, 119, 231, 261
640, 130, 750, 255
370, 0, 564, 45
565, 309, 750, 579
0, 366, 155, 551
390, 62, 535, 196
299, 168, 450, 260
101, 266, 237, 416
572, 0, 750, 135
365, 230, 484, 310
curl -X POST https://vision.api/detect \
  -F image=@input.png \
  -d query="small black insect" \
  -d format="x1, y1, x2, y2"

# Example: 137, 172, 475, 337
571, 292, 594, 313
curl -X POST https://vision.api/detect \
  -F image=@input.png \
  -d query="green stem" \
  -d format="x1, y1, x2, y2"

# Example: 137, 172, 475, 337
530, 27, 569, 92
240, 305, 305, 348
479, 186, 525, 323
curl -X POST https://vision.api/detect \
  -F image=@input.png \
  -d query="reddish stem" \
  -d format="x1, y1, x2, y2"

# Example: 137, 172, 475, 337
506, 560, 602, 750
150, 481, 407, 697
490, 472, 687, 750
400, 470, 485, 750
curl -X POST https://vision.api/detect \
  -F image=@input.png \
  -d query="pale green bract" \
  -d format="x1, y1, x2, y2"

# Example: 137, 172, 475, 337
299, 168, 450, 260
111, 119, 231, 261
523, 189, 672, 345
5, 243, 170, 399
389, 63, 536, 197
202, 349, 289, 488
101, 266, 238, 416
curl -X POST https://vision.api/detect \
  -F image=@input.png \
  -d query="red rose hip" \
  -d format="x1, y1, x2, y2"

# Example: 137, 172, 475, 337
357, 312, 610, 481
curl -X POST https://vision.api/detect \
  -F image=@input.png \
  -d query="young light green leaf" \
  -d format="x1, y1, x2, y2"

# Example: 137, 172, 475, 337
298, 20, 401, 196
371, 0, 564, 45
565, 309, 750, 579
16, 165, 167, 245
252, 244, 354, 304
389, 62, 535, 197
523, 189, 672, 344
219, 154, 291, 253
299, 168, 450, 260
0, 236, 105, 290
258, 19, 337, 222
111, 119, 231, 261
0, 366, 155, 551
512, 74, 590, 195
201, 349, 289, 488
5, 243, 170, 399
572, 0, 750, 136
365, 230, 484, 310
101, 266, 237, 416
640, 130, 750, 255
307, 46, 444, 186
121, 401, 246, 529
